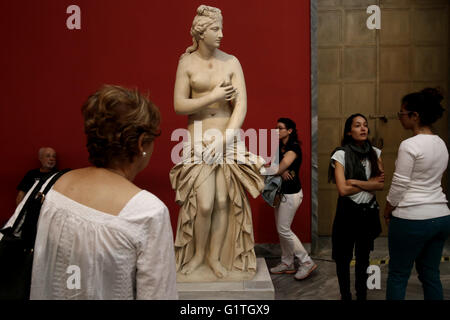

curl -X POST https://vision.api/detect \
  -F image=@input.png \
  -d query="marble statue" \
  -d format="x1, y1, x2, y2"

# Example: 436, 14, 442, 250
170, 5, 265, 282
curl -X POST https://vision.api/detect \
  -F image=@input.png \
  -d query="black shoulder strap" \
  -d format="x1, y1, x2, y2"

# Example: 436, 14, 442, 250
5, 169, 71, 235
8, 175, 51, 233
40, 168, 72, 198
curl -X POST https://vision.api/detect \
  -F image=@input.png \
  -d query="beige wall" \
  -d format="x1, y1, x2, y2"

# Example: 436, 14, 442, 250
317, 0, 449, 235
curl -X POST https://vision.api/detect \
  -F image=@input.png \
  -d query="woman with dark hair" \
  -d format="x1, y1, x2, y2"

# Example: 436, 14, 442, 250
328, 113, 384, 300
24, 85, 178, 299
269, 118, 317, 280
385, 88, 450, 300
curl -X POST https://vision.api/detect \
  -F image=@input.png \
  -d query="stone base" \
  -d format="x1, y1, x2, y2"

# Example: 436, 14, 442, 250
177, 258, 275, 300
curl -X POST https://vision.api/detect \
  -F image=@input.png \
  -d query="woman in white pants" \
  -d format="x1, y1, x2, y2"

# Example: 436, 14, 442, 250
269, 118, 317, 280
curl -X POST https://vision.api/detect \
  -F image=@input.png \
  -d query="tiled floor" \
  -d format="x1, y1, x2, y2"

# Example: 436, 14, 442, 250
256, 237, 450, 300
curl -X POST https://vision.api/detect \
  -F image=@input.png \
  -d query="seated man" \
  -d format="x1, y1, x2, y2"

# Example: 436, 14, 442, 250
16, 147, 57, 205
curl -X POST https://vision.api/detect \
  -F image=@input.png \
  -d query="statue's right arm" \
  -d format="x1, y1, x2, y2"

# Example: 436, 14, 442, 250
174, 58, 233, 115
174, 58, 217, 115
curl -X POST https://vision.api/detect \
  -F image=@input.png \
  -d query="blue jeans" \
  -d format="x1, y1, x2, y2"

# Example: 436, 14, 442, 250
386, 215, 450, 300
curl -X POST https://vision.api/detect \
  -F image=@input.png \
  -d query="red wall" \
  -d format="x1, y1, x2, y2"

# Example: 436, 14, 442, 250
0, 0, 311, 243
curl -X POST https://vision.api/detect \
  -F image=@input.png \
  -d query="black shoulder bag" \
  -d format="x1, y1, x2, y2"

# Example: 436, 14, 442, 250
0, 169, 70, 300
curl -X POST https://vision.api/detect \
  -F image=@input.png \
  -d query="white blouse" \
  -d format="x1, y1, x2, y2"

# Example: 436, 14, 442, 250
387, 134, 449, 220
23, 188, 178, 300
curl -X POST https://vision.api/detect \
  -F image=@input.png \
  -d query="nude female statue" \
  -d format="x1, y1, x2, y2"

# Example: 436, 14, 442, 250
170, 5, 265, 281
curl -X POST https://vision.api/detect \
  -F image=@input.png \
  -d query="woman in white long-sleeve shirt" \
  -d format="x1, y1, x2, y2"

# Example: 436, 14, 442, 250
385, 87, 450, 300
27, 85, 178, 299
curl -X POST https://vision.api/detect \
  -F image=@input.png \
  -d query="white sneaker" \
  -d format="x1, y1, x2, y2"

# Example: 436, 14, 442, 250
294, 261, 317, 280
270, 262, 296, 274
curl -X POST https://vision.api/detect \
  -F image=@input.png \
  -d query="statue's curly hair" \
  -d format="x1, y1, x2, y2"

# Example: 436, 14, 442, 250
181, 5, 223, 59
81, 85, 161, 167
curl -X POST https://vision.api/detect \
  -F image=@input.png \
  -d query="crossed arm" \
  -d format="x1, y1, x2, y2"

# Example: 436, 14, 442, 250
263, 151, 297, 180
333, 158, 384, 197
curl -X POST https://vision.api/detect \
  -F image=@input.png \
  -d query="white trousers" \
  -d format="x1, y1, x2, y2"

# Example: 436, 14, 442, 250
274, 189, 311, 265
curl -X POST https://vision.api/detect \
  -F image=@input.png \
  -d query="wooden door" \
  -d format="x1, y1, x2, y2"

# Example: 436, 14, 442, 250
317, 0, 449, 236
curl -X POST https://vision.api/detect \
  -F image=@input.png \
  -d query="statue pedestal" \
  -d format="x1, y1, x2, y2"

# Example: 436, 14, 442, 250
176, 258, 275, 300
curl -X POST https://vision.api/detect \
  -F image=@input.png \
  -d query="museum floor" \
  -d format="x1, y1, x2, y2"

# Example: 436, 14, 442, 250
256, 237, 450, 300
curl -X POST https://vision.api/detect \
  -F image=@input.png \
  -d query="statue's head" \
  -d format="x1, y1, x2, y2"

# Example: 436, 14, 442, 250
190, 5, 223, 42
181, 5, 223, 58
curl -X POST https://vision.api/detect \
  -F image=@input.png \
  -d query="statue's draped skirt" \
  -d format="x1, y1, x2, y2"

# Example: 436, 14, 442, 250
170, 142, 265, 273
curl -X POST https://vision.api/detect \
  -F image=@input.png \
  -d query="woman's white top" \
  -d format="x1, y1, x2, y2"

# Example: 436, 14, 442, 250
3, 184, 179, 300
387, 134, 450, 220
331, 147, 382, 204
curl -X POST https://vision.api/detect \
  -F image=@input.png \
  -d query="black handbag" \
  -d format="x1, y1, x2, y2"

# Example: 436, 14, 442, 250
0, 169, 70, 300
